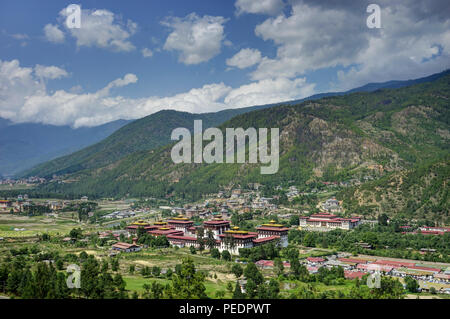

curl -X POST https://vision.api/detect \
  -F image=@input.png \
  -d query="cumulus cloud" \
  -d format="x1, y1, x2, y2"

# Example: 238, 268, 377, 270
251, 2, 369, 80
64, 8, 137, 51
249, 0, 450, 89
0, 60, 45, 120
226, 48, 262, 69
34, 65, 68, 80
141, 48, 153, 58
43, 24, 65, 43
0, 59, 315, 128
225, 77, 315, 107
162, 13, 228, 65
45, 6, 138, 52
235, 0, 285, 16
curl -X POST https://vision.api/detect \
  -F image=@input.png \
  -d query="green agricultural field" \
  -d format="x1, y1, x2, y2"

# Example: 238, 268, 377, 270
0, 184, 35, 191
0, 213, 80, 238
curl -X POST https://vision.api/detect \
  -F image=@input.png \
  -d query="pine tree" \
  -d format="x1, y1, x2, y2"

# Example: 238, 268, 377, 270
232, 281, 245, 299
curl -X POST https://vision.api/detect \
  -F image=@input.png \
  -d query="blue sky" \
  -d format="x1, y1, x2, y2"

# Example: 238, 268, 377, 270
0, 0, 449, 127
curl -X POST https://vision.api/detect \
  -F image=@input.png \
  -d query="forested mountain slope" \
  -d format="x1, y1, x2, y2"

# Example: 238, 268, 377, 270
38, 72, 449, 220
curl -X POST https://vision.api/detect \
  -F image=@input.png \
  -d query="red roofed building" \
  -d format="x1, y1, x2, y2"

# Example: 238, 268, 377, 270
204, 216, 231, 239
373, 260, 416, 268
434, 273, 450, 282
338, 258, 368, 264
357, 263, 393, 273
167, 215, 194, 233
148, 227, 184, 237
166, 234, 201, 248
112, 242, 141, 252
406, 265, 441, 273
252, 235, 280, 246
299, 212, 361, 230
126, 220, 162, 234
256, 220, 289, 247
344, 271, 366, 279
255, 260, 290, 269
218, 227, 258, 254
306, 257, 325, 263
418, 226, 450, 235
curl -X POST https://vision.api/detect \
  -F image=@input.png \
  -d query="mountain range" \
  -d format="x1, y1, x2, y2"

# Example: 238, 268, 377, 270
19, 69, 450, 180
0, 119, 130, 177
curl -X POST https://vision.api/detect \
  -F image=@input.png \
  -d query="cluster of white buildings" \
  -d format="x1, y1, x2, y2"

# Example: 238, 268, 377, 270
103, 210, 137, 220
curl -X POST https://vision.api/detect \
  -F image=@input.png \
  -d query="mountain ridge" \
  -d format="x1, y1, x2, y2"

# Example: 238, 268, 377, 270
0, 119, 130, 177
20, 69, 450, 179
34, 71, 450, 221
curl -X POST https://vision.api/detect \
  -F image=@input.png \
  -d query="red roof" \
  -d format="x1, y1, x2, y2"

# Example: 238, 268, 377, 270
307, 257, 325, 263
252, 236, 280, 244
407, 265, 441, 272
373, 260, 416, 268
167, 234, 198, 241
255, 260, 274, 267
148, 229, 183, 236
344, 271, 366, 279
357, 263, 393, 272
419, 230, 445, 235
338, 258, 368, 264
256, 226, 289, 232
219, 233, 257, 240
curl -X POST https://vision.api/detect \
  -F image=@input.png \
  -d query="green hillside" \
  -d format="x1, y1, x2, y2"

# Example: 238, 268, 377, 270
36, 73, 449, 218
23, 70, 450, 180
337, 158, 449, 222
20, 107, 270, 178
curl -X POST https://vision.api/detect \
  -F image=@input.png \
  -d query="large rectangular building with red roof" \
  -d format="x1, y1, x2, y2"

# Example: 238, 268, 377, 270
299, 212, 361, 230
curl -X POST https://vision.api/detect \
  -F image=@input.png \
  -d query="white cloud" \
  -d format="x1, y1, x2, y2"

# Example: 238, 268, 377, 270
34, 65, 68, 80
333, 1, 450, 90
0, 59, 315, 128
11, 33, 29, 40
251, 3, 368, 80
224, 77, 315, 107
235, 0, 285, 16
141, 48, 153, 58
162, 13, 228, 65
58, 7, 137, 52
43, 24, 65, 43
0, 60, 45, 120
250, 0, 450, 88
226, 48, 262, 69
97, 73, 138, 97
